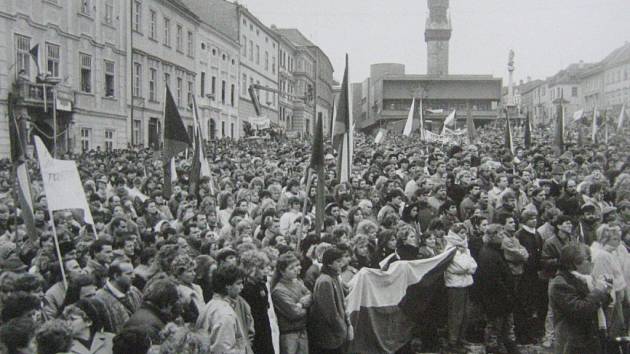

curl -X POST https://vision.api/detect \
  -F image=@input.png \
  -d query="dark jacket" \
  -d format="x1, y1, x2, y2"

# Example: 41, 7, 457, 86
124, 302, 169, 343
308, 265, 348, 350
271, 278, 310, 333
516, 227, 546, 311
541, 236, 573, 279
476, 242, 515, 318
549, 270, 610, 354
241, 277, 275, 354
557, 192, 581, 218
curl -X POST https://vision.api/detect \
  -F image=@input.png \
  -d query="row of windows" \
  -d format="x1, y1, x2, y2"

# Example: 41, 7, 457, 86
198, 71, 236, 107
80, 127, 115, 152
606, 66, 630, 84
279, 49, 294, 72
241, 74, 276, 107
78, 0, 114, 25
241, 18, 275, 47
133, 1, 194, 57
241, 35, 276, 74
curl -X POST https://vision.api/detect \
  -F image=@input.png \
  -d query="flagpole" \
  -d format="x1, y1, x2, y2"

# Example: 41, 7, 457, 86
48, 210, 68, 289
52, 85, 57, 157
297, 168, 313, 253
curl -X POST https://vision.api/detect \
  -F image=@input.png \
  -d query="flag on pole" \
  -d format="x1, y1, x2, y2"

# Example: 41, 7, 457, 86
34, 136, 94, 225
189, 96, 213, 199
604, 110, 609, 145
29, 44, 40, 75
403, 98, 415, 136
8, 93, 36, 240
347, 248, 457, 353
441, 110, 456, 135
418, 99, 425, 141
162, 85, 191, 198
591, 107, 598, 143
504, 109, 514, 155
333, 54, 352, 183
554, 101, 565, 155
374, 129, 387, 144
310, 116, 326, 233
466, 107, 477, 144
618, 104, 626, 131
572, 109, 584, 122
524, 112, 532, 149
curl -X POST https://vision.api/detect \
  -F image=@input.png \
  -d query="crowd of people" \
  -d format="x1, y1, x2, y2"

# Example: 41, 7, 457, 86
0, 122, 629, 354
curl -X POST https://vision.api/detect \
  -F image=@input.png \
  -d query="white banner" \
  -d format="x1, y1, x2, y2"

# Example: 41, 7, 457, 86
34, 136, 94, 224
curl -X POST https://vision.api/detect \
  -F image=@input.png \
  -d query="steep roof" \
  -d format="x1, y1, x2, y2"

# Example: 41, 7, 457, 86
274, 28, 316, 47
602, 42, 630, 68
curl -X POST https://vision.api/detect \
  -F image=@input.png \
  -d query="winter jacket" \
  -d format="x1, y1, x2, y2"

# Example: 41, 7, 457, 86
123, 302, 169, 343
476, 242, 515, 318
271, 278, 311, 333
444, 232, 477, 288
308, 265, 348, 350
241, 278, 275, 354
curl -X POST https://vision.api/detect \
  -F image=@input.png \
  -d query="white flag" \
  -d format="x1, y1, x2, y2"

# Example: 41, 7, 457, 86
572, 109, 584, 122
441, 110, 456, 135
34, 136, 94, 224
374, 129, 386, 144
403, 98, 415, 136
619, 104, 626, 130
592, 107, 598, 142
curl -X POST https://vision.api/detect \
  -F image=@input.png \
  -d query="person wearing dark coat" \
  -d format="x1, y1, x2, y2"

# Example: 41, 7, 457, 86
549, 243, 611, 354
123, 280, 178, 344
514, 210, 546, 344
241, 276, 275, 354
308, 248, 350, 354
556, 180, 581, 219
476, 224, 520, 354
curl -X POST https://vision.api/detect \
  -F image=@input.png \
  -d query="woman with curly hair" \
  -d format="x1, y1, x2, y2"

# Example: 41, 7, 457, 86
240, 250, 275, 354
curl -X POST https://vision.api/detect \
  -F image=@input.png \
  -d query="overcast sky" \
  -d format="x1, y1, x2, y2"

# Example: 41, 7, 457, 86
237, 0, 630, 84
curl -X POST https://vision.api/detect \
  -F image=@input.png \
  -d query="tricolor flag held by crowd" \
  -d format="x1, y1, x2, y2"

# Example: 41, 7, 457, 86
189, 95, 214, 199
162, 85, 192, 198
403, 98, 415, 137
347, 248, 457, 354
441, 110, 456, 135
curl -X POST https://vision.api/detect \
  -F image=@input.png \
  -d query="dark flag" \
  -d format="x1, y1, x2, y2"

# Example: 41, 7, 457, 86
8, 93, 36, 241
524, 111, 532, 149
333, 54, 351, 183
163, 85, 191, 198
554, 101, 565, 155
29, 44, 40, 75
466, 104, 477, 144
504, 109, 514, 155
310, 116, 325, 233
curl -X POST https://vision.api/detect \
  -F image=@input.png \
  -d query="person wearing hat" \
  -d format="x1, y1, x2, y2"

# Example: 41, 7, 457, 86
514, 209, 545, 344
578, 203, 600, 246
307, 247, 352, 353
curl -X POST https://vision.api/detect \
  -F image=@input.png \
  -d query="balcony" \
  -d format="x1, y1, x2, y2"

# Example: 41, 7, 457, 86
14, 81, 55, 108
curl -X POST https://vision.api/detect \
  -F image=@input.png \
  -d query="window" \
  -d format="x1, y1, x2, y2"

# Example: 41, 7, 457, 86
133, 62, 141, 97
104, 0, 114, 24
272, 56, 276, 74
149, 68, 156, 101
231, 84, 235, 106
231, 123, 234, 138
80, 53, 92, 93
176, 77, 182, 106
187, 31, 193, 56
222, 121, 225, 137
16, 34, 30, 76
249, 40, 253, 60
133, 120, 141, 145
104, 130, 114, 151
81, 0, 91, 16
163, 17, 170, 46
46, 43, 60, 78
221, 80, 226, 104
200, 72, 205, 96
211, 76, 216, 97
242, 35, 247, 56
80, 128, 91, 152
242, 74, 247, 95
256, 45, 260, 64
149, 10, 156, 39
265, 51, 268, 71
176, 25, 183, 52
572, 86, 578, 97
133, 1, 141, 32
187, 80, 193, 106
104, 60, 115, 97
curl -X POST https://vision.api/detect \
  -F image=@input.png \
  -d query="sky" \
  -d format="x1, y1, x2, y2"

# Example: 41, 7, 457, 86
236, 0, 630, 84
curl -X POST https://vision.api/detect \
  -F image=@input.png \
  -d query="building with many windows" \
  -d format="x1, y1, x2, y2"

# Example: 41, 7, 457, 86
130, 0, 200, 149
274, 28, 334, 136
1, 0, 131, 155
200, 0, 279, 135
181, 0, 241, 140
274, 27, 316, 135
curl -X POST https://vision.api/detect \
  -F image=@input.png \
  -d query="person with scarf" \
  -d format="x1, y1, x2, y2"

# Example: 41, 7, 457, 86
444, 223, 478, 354
549, 243, 611, 354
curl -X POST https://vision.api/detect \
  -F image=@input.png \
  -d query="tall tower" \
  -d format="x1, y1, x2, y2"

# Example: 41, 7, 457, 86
425, 0, 451, 76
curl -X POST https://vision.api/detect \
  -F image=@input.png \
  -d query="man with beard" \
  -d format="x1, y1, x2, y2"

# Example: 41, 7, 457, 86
489, 175, 510, 210
524, 188, 547, 223
94, 260, 143, 333
428, 184, 448, 213
577, 203, 599, 245
460, 183, 481, 220
556, 180, 581, 218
